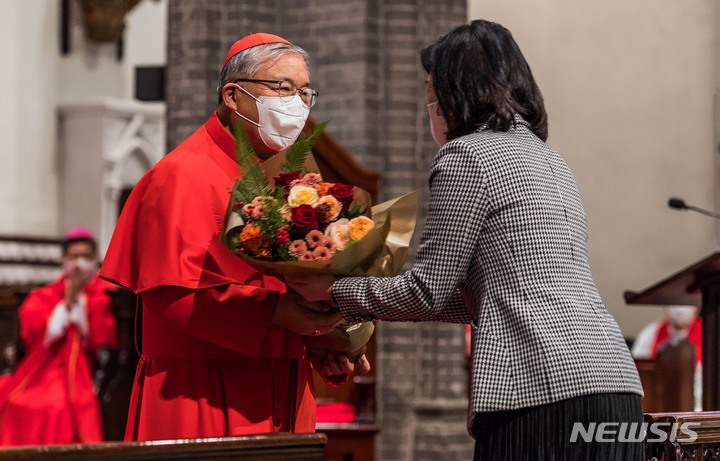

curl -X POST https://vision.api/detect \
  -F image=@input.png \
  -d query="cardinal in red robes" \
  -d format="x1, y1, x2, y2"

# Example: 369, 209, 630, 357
100, 33, 367, 442
0, 228, 118, 446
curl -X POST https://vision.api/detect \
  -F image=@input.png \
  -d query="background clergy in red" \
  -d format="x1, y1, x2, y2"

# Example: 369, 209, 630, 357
0, 229, 118, 446
100, 34, 352, 441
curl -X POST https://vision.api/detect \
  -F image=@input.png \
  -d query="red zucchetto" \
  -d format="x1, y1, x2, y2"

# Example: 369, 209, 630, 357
221, 32, 292, 72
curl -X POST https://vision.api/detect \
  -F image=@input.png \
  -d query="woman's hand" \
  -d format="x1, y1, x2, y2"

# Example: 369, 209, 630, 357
285, 275, 337, 304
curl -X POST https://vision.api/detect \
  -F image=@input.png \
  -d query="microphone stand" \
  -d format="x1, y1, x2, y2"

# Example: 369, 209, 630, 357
668, 197, 720, 220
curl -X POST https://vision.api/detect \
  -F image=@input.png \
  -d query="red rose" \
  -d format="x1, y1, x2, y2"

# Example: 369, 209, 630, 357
274, 171, 301, 191
291, 204, 319, 234
329, 183, 354, 212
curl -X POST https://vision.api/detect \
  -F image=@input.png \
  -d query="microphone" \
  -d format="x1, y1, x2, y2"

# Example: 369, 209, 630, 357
668, 197, 720, 219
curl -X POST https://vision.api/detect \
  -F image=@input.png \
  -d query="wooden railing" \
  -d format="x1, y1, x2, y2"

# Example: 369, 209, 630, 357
645, 412, 720, 461
0, 433, 327, 461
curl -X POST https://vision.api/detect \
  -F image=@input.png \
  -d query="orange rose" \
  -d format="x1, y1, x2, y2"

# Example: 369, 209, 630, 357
348, 216, 374, 240
239, 224, 272, 256
318, 182, 335, 196
314, 195, 342, 222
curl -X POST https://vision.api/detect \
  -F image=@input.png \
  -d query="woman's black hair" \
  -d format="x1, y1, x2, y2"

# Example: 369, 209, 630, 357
421, 20, 548, 142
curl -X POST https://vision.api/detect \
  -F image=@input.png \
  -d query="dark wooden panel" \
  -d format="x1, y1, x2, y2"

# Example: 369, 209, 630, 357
635, 359, 656, 413
624, 252, 720, 306
635, 339, 696, 414
0, 287, 30, 373
316, 423, 379, 461
305, 118, 380, 203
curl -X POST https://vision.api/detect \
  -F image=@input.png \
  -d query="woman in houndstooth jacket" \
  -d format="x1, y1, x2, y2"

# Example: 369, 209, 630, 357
289, 20, 644, 460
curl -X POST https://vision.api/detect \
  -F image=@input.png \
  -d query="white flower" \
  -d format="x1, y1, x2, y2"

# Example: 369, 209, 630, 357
324, 218, 351, 251
287, 185, 320, 208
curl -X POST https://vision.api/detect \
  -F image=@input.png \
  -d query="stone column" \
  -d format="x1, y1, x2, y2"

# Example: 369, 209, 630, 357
166, 0, 280, 150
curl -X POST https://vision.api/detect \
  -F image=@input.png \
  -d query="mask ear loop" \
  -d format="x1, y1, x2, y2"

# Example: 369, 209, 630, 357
427, 100, 441, 115
233, 84, 261, 128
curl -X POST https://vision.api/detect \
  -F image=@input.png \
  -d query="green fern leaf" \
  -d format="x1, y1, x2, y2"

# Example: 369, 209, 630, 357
233, 121, 271, 203
280, 120, 330, 173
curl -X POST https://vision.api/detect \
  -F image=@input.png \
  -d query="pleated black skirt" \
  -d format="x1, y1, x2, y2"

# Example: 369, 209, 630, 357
472, 392, 644, 461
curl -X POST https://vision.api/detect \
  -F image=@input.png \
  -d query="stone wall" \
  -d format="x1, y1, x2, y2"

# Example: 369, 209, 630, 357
166, 1, 471, 459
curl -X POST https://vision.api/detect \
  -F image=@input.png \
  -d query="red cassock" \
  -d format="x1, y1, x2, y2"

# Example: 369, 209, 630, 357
0, 276, 118, 446
99, 113, 317, 441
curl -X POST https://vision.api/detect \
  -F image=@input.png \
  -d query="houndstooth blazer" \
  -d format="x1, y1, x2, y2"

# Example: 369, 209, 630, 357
333, 116, 643, 431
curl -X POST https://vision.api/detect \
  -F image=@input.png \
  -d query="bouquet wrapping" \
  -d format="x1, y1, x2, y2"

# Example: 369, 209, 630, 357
221, 122, 418, 361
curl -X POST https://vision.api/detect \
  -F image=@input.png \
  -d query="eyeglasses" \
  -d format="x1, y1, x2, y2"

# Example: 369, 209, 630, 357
234, 78, 319, 108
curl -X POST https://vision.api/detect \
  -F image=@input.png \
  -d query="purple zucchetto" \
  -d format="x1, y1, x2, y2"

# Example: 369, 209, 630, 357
63, 226, 96, 242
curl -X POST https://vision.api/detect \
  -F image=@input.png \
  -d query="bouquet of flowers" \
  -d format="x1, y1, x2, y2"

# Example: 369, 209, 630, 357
221, 121, 418, 361
223, 121, 393, 277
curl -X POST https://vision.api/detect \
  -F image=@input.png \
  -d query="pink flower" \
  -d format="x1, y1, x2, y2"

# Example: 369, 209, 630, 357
302, 173, 323, 185
242, 204, 254, 215
288, 239, 307, 256
251, 204, 266, 219
300, 251, 314, 261
289, 172, 324, 189
305, 229, 324, 249
318, 236, 336, 253
251, 196, 265, 207
312, 246, 331, 261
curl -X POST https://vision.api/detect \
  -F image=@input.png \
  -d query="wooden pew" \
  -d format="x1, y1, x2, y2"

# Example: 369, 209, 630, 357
0, 433, 327, 461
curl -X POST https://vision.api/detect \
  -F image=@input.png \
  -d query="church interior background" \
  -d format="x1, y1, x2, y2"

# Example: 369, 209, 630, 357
0, 0, 719, 459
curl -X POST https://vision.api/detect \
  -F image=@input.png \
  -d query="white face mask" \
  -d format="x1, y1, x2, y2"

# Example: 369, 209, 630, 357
427, 101, 448, 147
62, 257, 98, 283
666, 305, 697, 329
235, 85, 310, 152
